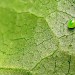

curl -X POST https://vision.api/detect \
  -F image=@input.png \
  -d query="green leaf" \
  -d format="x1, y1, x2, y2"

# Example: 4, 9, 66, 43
0, 0, 75, 75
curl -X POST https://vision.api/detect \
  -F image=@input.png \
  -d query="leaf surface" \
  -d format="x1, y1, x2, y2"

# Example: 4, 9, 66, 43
0, 0, 75, 75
